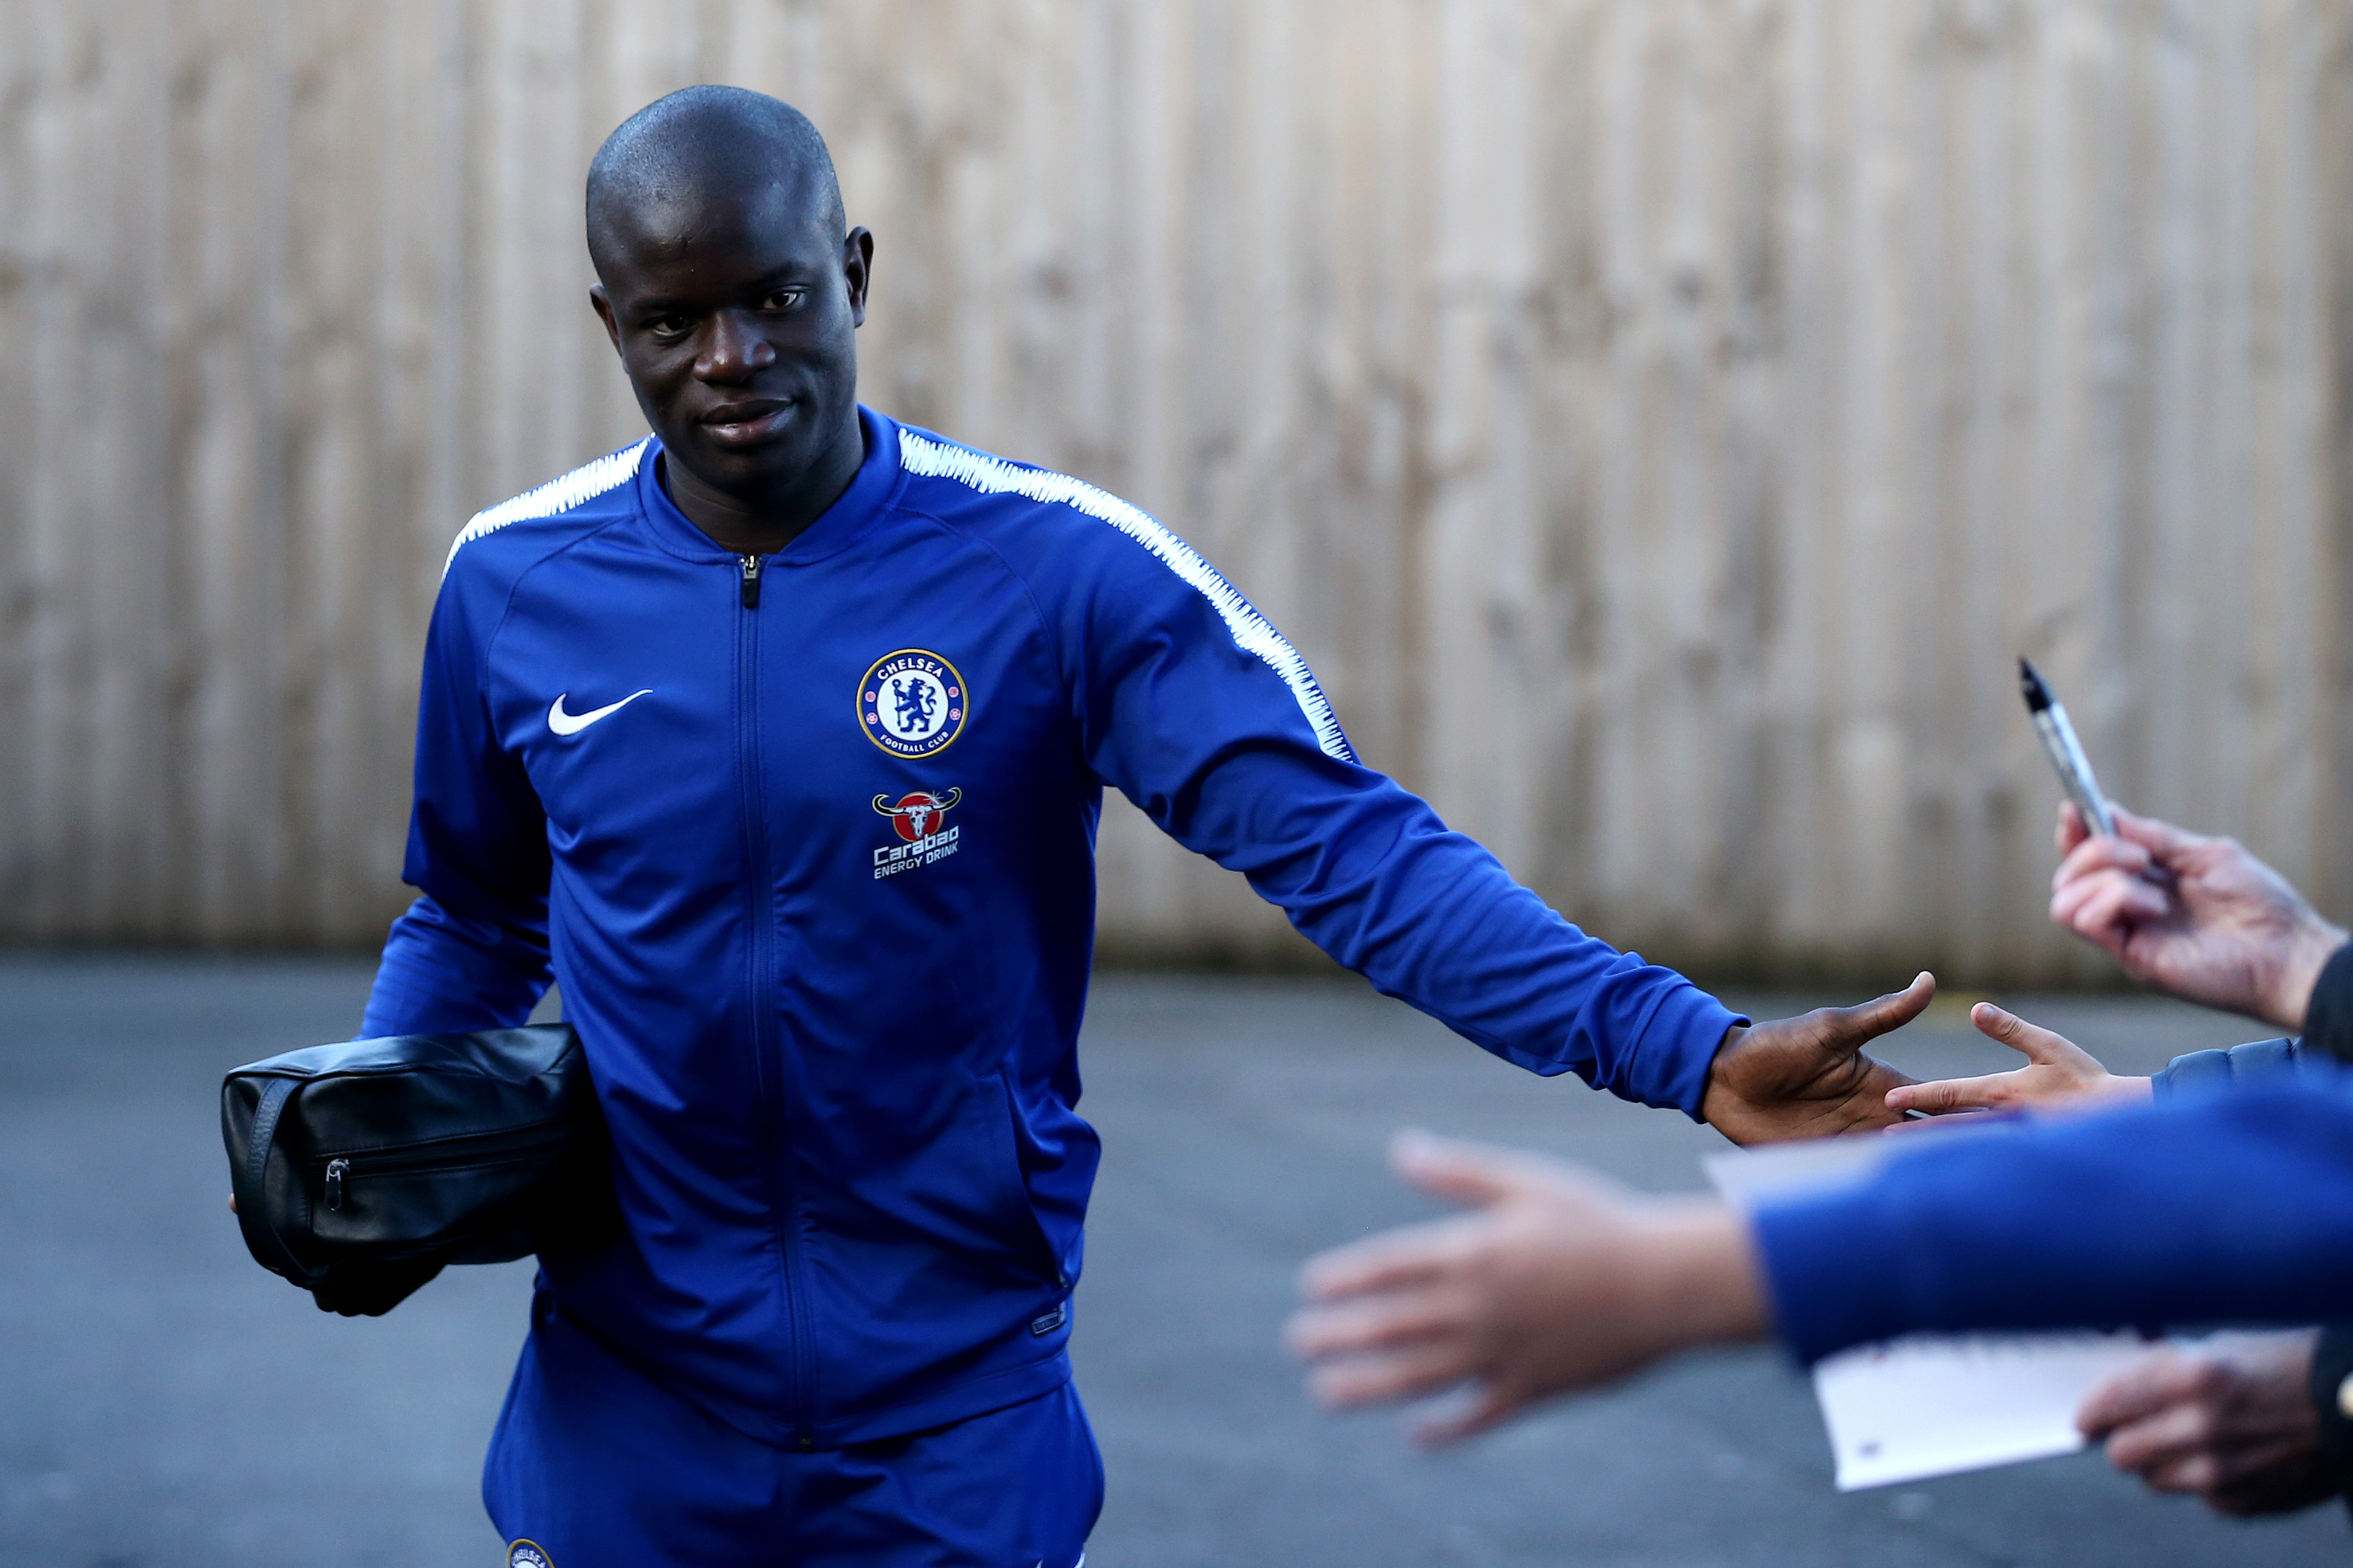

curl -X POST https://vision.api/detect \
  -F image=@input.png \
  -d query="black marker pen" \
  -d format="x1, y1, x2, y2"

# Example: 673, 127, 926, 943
2019, 658, 2115, 838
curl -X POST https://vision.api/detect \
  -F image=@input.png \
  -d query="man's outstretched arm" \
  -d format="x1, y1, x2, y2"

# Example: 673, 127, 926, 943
1052, 515, 1930, 1138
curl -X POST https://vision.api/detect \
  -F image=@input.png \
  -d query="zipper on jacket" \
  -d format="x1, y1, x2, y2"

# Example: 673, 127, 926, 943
734, 552, 817, 1450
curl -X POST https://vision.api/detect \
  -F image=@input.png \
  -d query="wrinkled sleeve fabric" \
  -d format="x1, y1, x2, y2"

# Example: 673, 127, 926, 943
1750, 1083, 2353, 1365
2152, 1037, 2304, 1097
360, 568, 553, 1039
1046, 519, 1744, 1115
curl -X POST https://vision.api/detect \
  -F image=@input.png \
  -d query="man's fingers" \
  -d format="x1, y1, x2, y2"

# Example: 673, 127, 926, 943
2055, 832, 2152, 889
2078, 875, 2172, 932
1884, 1074, 2012, 1115
2145, 1452, 2223, 1495
2209, 1438, 2317, 1487
1287, 1289, 1465, 1361
2057, 801, 2087, 855
1413, 1383, 1527, 1447
2079, 1352, 2200, 1436
2110, 805, 2198, 862
2052, 859, 2169, 926
2053, 871, 2169, 939
2100, 1399, 2213, 1471
1389, 1129, 1556, 1210
1968, 1002, 2091, 1066
1305, 1336, 1476, 1410
1299, 1221, 1467, 1303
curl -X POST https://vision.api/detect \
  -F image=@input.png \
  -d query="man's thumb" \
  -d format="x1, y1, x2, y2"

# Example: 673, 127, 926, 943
1830, 971, 1936, 1045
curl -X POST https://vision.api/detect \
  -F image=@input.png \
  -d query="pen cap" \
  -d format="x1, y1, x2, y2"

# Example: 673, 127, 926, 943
2018, 658, 2055, 715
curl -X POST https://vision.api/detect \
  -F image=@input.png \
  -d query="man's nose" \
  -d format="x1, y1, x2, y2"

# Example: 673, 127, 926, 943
696, 311, 777, 381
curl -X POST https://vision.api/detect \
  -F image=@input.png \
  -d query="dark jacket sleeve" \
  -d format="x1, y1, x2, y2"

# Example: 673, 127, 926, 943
2303, 943, 2353, 1063
2307, 1325, 2353, 1491
1749, 1082, 2353, 1365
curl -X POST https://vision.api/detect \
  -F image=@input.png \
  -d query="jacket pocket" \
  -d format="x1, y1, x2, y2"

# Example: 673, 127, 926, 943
986, 1068, 1070, 1290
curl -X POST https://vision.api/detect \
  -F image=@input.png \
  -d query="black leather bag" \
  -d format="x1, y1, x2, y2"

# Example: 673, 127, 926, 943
221, 1024, 619, 1317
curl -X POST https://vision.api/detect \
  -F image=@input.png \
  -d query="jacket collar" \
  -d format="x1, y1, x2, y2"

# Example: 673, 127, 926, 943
634, 404, 904, 567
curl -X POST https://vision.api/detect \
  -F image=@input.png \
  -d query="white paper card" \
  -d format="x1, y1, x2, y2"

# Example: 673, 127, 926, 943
1808, 1330, 2157, 1489
1703, 1140, 2163, 1491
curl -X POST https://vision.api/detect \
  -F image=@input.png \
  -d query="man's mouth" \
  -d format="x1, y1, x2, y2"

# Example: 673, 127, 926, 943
698, 399, 794, 448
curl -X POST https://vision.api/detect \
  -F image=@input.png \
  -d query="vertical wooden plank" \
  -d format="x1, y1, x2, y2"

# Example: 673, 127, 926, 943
471, 0, 588, 507
16, 0, 93, 935
151, 0, 292, 942
1423, 0, 1536, 868
2315, 1, 2353, 919
0, 0, 36, 926
2241, 0, 2325, 889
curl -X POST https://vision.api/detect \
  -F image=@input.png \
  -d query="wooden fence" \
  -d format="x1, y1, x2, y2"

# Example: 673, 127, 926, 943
4, 0, 2350, 984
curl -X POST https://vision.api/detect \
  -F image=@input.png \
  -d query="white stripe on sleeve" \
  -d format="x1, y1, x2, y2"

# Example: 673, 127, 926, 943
898, 429, 1355, 763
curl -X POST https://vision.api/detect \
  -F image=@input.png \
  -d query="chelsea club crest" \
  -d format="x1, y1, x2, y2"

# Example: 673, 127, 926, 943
508, 1542, 555, 1568
859, 649, 968, 759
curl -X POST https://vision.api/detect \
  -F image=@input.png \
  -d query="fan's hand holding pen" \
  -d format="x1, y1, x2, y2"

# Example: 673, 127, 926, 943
2051, 803, 2345, 1032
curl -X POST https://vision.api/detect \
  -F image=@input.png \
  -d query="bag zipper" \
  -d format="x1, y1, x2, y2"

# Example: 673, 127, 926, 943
306, 1122, 582, 1173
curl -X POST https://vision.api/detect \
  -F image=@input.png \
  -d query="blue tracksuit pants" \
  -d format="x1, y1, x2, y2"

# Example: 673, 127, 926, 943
483, 1294, 1102, 1567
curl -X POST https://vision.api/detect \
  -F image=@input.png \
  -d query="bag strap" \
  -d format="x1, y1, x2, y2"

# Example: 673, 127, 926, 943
232, 1076, 312, 1283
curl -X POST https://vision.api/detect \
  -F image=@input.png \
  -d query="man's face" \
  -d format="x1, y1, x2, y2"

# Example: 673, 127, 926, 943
590, 175, 870, 504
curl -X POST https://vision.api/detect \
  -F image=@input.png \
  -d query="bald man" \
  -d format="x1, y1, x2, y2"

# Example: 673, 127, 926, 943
363, 85, 1936, 1566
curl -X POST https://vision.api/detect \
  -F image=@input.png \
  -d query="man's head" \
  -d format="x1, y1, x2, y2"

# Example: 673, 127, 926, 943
587, 87, 871, 537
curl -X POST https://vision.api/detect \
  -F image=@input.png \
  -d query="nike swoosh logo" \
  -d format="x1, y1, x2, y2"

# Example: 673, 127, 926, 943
548, 689, 652, 736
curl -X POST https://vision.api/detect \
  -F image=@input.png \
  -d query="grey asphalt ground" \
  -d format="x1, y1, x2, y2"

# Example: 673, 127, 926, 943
1, 955, 2347, 1567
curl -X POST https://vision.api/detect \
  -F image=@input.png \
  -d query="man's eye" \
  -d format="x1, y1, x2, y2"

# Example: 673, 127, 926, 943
762, 290, 805, 312
644, 316, 691, 339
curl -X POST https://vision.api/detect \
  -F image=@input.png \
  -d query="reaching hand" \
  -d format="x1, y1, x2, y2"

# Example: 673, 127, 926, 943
2078, 1331, 2336, 1518
2051, 803, 2345, 1031
1287, 1133, 1763, 1444
1700, 973, 1934, 1145
1884, 1002, 2151, 1117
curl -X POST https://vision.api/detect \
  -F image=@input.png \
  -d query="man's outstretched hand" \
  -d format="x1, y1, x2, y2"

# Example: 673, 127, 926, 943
1700, 973, 1934, 1145
1289, 1133, 1764, 1445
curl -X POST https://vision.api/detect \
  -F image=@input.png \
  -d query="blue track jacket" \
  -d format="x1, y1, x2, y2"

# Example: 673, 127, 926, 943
363, 407, 1742, 1449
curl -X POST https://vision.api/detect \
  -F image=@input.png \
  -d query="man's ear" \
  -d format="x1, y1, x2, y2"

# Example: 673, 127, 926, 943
589, 285, 625, 356
843, 228, 874, 329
